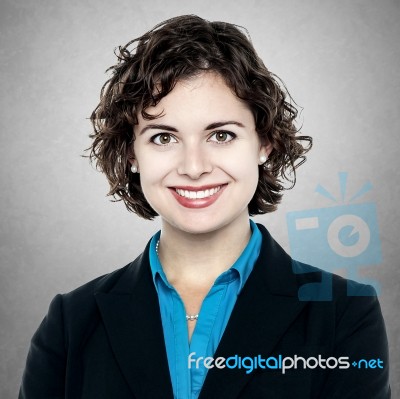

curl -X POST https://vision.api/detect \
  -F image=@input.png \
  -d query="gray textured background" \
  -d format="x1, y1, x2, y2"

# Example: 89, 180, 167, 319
1, 0, 399, 397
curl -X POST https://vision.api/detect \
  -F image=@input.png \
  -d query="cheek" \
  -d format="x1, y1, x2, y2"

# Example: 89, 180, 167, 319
139, 167, 162, 189
136, 155, 173, 193
226, 150, 259, 181
133, 145, 158, 179
243, 164, 260, 191
136, 167, 164, 211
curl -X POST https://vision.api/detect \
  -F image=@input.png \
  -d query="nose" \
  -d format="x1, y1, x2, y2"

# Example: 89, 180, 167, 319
177, 143, 212, 179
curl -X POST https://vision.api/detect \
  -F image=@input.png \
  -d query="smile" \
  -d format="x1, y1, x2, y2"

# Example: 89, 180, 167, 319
175, 186, 222, 199
169, 184, 227, 209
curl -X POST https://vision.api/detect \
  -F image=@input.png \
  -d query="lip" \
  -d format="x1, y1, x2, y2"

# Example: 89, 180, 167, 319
169, 183, 228, 209
171, 184, 227, 191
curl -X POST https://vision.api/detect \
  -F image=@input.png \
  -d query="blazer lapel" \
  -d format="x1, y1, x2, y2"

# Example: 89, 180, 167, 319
199, 224, 310, 399
95, 250, 174, 399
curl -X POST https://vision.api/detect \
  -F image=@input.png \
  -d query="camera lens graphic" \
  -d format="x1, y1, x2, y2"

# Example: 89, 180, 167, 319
327, 214, 371, 258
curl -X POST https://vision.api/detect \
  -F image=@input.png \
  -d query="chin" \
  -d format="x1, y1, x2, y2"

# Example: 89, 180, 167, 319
163, 207, 249, 236
167, 218, 221, 235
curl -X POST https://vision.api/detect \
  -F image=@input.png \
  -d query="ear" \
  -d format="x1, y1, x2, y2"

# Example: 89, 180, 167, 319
259, 140, 273, 160
127, 150, 139, 173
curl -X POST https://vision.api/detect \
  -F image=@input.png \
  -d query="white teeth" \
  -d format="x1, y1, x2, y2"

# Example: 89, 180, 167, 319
175, 186, 222, 199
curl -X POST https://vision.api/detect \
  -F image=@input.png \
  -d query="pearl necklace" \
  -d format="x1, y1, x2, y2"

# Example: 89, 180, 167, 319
156, 240, 199, 322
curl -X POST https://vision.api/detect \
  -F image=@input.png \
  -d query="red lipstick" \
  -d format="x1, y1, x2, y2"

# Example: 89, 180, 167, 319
169, 184, 227, 209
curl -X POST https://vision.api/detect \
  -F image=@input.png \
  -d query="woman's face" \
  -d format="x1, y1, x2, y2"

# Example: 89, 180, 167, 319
133, 72, 269, 235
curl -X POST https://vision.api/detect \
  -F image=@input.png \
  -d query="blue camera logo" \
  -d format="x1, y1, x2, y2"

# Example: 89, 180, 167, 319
286, 172, 382, 300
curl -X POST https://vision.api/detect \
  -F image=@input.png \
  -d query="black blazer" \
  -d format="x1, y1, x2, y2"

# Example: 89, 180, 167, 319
19, 224, 390, 398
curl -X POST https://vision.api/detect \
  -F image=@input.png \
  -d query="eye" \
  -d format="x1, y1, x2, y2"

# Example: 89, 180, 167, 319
208, 130, 236, 144
151, 133, 178, 145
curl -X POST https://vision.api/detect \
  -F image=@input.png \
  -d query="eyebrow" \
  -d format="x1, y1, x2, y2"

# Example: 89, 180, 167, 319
139, 124, 178, 135
205, 121, 245, 130
139, 121, 245, 135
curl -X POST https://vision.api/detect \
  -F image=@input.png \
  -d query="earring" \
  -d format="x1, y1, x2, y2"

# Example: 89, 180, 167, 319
131, 164, 138, 173
259, 155, 267, 164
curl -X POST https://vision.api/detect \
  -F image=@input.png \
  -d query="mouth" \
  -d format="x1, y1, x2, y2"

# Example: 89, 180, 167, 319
174, 185, 223, 199
169, 184, 227, 209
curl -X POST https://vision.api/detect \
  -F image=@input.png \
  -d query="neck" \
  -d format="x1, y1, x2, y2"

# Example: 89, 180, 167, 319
157, 212, 252, 288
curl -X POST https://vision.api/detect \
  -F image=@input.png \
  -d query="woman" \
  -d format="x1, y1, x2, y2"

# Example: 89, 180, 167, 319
19, 15, 390, 398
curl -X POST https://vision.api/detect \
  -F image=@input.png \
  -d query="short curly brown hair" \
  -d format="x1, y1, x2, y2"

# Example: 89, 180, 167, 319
88, 15, 312, 220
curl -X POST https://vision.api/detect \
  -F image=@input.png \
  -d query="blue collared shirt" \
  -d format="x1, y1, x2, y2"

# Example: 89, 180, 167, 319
149, 220, 262, 399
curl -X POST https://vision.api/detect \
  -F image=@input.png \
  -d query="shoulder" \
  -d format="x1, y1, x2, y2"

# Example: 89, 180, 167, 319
256, 222, 378, 301
291, 260, 387, 342
63, 247, 148, 300
255, 222, 383, 329
48, 250, 149, 336
292, 259, 378, 299
257, 222, 377, 294
62, 261, 132, 306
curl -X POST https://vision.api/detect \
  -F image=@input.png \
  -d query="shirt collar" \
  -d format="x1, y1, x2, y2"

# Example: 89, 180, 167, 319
148, 219, 262, 294
230, 219, 262, 293
149, 230, 170, 291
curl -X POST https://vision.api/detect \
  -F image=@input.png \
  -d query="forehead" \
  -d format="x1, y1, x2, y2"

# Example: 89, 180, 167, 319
138, 72, 254, 126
